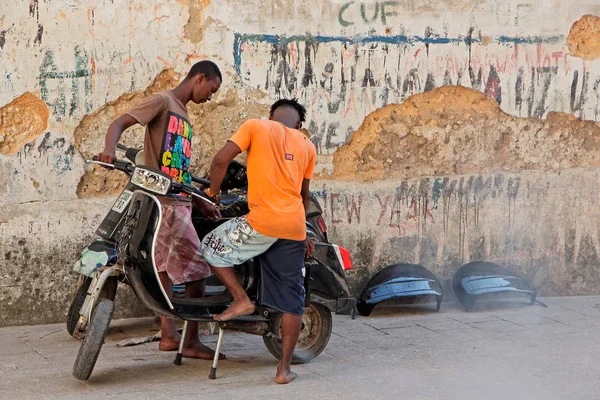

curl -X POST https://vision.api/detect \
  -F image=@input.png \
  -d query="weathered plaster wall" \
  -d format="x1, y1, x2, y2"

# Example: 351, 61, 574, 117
1, 0, 600, 326
316, 170, 600, 296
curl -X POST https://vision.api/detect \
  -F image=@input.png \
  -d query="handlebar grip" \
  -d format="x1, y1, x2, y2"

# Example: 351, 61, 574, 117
191, 175, 210, 187
92, 155, 99, 161
116, 143, 128, 151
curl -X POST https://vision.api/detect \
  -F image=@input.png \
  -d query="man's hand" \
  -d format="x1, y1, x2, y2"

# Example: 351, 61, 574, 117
305, 238, 315, 258
96, 150, 116, 164
194, 197, 221, 221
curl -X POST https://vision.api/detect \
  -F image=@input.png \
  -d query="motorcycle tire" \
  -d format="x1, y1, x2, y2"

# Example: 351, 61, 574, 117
263, 302, 332, 365
66, 276, 117, 338
72, 298, 114, 381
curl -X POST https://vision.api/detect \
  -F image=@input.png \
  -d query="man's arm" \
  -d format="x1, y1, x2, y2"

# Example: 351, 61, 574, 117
209, 141, 242, 198
98, 94, 165, 163
301, 178, 311, 214
97, 114, 138, 163
301, 178, 316, 257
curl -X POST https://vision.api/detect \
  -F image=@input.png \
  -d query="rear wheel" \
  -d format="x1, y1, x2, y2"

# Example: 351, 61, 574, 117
66, 276, 117, 338
263, 302, 332, 364
72, 298, 114, 381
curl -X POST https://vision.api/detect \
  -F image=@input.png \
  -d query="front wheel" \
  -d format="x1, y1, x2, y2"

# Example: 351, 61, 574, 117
66, 276, 117, 338
263, 302, 332, 364
72, 298, 114, 381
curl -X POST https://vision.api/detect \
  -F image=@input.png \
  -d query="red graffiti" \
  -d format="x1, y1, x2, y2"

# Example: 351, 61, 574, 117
375, 194, 390, 225
345, 194, 363, 224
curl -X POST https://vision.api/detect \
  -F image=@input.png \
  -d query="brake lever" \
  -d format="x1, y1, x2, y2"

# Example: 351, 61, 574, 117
86, 159, 115, 169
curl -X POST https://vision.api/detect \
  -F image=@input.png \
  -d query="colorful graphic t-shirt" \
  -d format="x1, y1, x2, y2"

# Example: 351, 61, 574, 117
127, 91, 193, 203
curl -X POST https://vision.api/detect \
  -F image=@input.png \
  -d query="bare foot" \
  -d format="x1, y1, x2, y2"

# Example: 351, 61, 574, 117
158, 334, 180, 351
182, 341, 226, 360
213, 300, 255, 321
275, 369, 297, 384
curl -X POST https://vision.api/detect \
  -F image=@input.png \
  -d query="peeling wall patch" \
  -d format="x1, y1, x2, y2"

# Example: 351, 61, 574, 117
567, 14, 600, 61
0, 93, 50, 156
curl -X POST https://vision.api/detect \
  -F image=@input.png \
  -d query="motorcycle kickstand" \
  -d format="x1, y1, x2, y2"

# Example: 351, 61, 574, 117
173, 321, 188, 366
209, 327, 224, 380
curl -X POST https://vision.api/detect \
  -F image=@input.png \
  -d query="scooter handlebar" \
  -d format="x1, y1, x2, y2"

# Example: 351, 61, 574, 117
191, 175, 210, 187
171, 181, 215, 206
87, 158, 133, 173
87, 157, 214, 205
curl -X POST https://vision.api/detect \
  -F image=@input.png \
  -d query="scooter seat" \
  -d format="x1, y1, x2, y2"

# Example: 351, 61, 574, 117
172, 295, 231, 307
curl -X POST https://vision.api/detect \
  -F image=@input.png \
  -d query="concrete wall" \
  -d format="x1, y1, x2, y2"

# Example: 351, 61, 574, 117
1, 0, 600, 326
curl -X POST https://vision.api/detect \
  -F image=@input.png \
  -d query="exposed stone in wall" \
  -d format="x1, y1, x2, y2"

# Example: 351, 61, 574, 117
0, 93, 49, 156
567, 14, 600, 60
75, 68, 269, 197
332, 86, 600, 181
184, 0, 211, 43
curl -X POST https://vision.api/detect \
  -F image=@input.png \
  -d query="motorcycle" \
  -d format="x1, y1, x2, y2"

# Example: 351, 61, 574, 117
71, 147, 356, 381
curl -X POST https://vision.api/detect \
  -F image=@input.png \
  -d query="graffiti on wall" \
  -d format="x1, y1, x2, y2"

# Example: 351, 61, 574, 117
234, 32, 600, 154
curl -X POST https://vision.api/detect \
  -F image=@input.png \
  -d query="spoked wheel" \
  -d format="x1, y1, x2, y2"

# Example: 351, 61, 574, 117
72, 298, 114, 381
66, 276, 117, 338
263, 302, 332, 364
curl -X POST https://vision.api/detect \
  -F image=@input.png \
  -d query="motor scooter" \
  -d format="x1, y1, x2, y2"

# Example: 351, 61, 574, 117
66, 144, 334, 340
72, 153, 355, 381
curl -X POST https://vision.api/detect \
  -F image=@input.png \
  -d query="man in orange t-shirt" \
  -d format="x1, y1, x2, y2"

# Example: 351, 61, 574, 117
201, 98, 316, 384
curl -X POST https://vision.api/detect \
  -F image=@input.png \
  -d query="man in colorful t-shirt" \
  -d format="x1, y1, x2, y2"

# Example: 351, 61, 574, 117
96, 60, 223, 360
201, 99, 317, 384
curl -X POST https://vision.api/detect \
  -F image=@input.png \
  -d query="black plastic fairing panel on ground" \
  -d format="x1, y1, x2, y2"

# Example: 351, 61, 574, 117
451, 261, 537, 311
356, 264, 443, 316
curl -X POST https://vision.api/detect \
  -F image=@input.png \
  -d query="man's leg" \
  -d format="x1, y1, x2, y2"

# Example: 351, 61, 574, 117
180, 279, 226, 360
255, 239, 307, 383
276, 313, 302, 384
202, 217, 277, 321
158, 271, 180, 351
209, 266, 255, 321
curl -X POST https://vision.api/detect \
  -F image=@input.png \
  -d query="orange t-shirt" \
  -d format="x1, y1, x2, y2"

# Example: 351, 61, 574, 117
229, 119, 317, 241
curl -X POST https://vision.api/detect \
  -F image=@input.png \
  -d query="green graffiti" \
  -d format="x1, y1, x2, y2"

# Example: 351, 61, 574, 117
39, 46, 92, 119
360, 2, 379, 23
338, 1, 354, 27
338, 1, 399, 26
71, 45, 93, 116
39, 50, 66, 120
381, 1, 398, 25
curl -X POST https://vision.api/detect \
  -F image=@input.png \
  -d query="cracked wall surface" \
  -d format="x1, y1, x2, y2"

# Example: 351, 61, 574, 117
332, 86, 600, 181
0, 93, 49, 155
568, 14, 600, 60
3, 0, 600, 326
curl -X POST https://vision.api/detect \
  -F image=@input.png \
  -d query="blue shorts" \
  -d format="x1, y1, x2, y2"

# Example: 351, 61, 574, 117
259, 239, 307, 316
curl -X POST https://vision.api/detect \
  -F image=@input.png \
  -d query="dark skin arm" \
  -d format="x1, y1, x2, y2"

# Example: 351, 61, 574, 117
301, 178, 315, 257
97, 114, 138, 163
209, 141, 242, 199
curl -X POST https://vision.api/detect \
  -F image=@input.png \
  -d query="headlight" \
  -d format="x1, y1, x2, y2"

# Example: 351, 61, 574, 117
130, 168, 171, 195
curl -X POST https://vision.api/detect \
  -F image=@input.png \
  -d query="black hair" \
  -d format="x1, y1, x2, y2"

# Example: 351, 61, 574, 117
186, 60, 222, 82
269, 98, 307, 124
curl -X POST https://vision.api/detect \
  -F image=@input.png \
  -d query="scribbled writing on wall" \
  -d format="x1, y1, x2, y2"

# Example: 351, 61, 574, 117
234, 32, 600, 154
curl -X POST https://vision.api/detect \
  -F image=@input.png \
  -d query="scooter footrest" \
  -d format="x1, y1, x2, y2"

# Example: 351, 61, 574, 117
172, 295, 231, 307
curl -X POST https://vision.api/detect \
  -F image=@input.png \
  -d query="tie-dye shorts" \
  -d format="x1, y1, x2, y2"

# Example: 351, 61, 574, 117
201, 216, 277, 267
